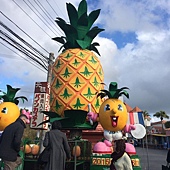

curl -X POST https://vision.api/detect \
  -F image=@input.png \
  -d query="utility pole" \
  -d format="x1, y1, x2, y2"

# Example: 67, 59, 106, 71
40, 52, 55, 152
47, 53, 55, 84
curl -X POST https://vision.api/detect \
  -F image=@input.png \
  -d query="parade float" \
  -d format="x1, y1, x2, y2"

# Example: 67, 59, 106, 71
36, 0, 146, 169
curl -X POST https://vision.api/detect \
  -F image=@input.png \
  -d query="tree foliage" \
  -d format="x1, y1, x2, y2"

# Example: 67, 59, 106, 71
153, 111, 169, 121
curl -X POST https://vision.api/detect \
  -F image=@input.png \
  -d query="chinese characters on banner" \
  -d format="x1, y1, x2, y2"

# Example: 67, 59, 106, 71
30, 82, 50, 130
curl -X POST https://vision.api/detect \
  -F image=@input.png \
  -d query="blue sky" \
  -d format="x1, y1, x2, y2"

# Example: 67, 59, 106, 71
0, 0, 170, 123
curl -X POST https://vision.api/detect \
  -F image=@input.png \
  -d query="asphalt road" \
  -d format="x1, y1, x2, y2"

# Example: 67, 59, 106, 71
136, 147, 168, 170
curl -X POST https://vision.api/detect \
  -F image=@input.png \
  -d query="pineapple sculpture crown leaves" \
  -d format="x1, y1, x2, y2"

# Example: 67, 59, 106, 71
0, 85, 28, 105
52, 0, 104, 56
97, 82, 129, 99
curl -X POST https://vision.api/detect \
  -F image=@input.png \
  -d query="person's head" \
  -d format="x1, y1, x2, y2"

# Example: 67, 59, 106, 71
19, 114, 29, 124
113, 139, 126, 153
51, 120, 62, 130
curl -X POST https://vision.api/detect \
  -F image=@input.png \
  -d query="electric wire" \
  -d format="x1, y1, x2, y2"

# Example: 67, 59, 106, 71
0, 20, 48, 62
12, 0, 52, 38
49, 0, 64, 17
0, 34, 48, 71
0, 42, 47, 73
34, 0, 63, 35
0, 11, 50, 54
23, 0, 58, 36
0, 53, 27, 60
0, 30, 47, 66
45, 0, 60, 17
0, 31, 48, 71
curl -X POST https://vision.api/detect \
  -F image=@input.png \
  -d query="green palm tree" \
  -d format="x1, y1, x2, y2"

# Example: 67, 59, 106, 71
143, 110, 150, 119
153, 111, 169, 134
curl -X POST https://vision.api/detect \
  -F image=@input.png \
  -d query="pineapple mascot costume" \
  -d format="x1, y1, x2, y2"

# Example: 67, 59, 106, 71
50, 0, 105, 116
88, 82, 146, 154
0, 85, 28, 131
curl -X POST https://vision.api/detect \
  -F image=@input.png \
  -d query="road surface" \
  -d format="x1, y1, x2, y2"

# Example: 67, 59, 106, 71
136, 147, 167, 170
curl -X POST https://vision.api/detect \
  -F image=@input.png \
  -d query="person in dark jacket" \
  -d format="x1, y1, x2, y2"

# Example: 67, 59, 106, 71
43, 120, 71, 170
0, 114, 29, 170
166, 149, 170, 167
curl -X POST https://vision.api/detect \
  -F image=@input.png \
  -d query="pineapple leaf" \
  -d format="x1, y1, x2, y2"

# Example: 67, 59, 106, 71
77, 13, 88, 27
37, 120, 50, 127
1, 85, 27, 105
6, 85, 20, 102
56, 21, 77, 47
86, 27, 105, 40
55, 17, 66, 24
14, 96, 28, 105
78, 0, 87, 18
92, 42, 100, 46
41, 111, 60, 118
119, 91, 129, 99
109, 82, 118, 91
58, 45, 65, 52
53, 0, 104, 53
88, 44, 100, 56
67, 3, 78, 28
76, 40, 89, 49
96, 82, 129, 99
88, 9, 101, 29
97, 92, 107, 99
52, 37, 66, 44
56, 20, 76, 36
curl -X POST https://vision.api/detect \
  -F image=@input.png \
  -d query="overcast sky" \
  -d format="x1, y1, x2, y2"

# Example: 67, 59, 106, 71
0, 0, 170, 122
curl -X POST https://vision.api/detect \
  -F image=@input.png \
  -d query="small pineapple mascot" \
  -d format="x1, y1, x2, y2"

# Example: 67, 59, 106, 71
50, 0, 105, 116
0, 85, 28, 131
88, 82, 130, 153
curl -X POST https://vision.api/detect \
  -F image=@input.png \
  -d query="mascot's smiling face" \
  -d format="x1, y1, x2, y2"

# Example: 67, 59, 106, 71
0, 102, 20, 131
99, 98, 128, 132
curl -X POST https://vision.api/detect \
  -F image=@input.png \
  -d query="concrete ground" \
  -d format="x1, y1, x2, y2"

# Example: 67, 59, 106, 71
136, 146, 168, 170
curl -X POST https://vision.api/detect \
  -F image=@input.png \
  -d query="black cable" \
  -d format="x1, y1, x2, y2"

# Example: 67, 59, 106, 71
23, 0, 58, 36
33, 0, 62, 35
50, 0, 66, 18
0, 41, 47, 73
0, 21, 48, 62
0, 11, 50, 54
0, 30, 47, 67
0, 33, 48, 71
12, 0, 52, 38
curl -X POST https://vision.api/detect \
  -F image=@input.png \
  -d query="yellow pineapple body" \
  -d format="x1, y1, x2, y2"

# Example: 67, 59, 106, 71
50, 48, 104, 116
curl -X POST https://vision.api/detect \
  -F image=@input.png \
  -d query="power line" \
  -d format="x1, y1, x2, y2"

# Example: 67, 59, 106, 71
23, 0, 59, 36
0, 31, 48, 71
0, 53, 25, 60
0, 42, 47, 73
0, 11, 50, 54
12, 0, 52, 38
46, 0, 60, 17
47, 0, 65, 18
0, 20, 48, 62
34, 0, 63, 35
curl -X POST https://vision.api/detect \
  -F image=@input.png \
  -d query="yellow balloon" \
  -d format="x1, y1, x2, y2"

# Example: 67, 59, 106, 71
99, 98, 128, 132
0, 102, 20, 131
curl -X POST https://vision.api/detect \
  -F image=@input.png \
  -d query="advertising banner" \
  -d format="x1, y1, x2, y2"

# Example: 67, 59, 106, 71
30, 82, 50, 130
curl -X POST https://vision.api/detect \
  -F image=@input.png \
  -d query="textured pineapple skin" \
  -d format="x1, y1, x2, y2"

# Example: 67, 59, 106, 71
50, 48, 104, 116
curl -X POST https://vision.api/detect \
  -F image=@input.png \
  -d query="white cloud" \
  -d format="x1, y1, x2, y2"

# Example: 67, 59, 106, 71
0, 0, 170, 119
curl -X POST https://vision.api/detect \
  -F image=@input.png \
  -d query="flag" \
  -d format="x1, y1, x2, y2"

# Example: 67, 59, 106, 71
127, 112, 145, 126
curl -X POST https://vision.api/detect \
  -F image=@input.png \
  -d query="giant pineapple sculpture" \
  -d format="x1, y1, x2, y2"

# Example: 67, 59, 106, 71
50, 0, 105, 116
